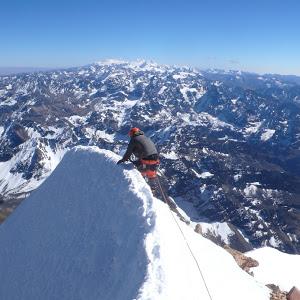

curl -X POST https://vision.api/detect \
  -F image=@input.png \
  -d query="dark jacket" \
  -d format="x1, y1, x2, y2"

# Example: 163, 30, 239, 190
122, 132, 158, 161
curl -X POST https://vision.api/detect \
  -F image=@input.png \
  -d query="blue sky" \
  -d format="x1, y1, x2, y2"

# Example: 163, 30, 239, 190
1, 0, 300, 75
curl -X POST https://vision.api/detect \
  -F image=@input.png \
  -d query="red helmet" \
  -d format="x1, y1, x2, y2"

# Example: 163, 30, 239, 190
128, 127, 141, 137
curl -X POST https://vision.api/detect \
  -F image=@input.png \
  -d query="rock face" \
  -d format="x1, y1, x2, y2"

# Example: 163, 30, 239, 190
0, 208, 12, 223
0, 60, 300, 253
223, 245, 259, 275
267, 284, 287, 300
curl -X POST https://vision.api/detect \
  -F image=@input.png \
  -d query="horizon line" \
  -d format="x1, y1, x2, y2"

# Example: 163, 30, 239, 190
0, 59, 300, 77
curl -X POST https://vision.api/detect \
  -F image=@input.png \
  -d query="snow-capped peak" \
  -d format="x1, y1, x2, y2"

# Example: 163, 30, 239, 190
95, 58, 128, 65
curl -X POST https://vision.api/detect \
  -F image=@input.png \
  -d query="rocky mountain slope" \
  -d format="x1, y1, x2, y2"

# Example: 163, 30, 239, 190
0, 59, 299, 253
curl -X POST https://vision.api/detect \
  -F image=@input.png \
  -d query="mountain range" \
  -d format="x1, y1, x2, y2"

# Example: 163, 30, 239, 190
0, 59, 299, 254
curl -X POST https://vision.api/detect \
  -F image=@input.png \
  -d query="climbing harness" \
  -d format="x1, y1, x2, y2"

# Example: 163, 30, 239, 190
130, 158, 160, 179
140, 158, 160, 179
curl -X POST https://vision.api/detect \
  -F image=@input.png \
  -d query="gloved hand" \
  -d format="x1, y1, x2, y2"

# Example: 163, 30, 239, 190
117, 159, 124, 165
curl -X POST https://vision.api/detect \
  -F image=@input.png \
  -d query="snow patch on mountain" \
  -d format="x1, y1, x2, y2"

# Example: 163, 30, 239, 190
200, 222, 234, 244
0, 147, 270, 300
85, 128, 115, 143
160, 151, 179, 160
248, 247, 300, 291
180, 86, 206, 102
244, 184, 258, 197
268, 236, 281, 248
68, 115, 86, 126
191, 169, 214, 179
231, 98, 238, 105
261, 129, 276, 141
96, 58, 128, 65
198, 171, 214, 179
158, 86, 167, 95
245, 121, 262, 134
0, 97, 17, 106
0, 140, 66, 197
173, 72, 191, 80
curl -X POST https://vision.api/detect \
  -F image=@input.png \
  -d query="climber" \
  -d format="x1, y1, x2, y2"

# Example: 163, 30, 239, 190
117, 127, 159, 178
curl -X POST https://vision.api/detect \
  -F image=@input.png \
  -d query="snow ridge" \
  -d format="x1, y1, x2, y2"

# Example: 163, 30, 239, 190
0, 147, 269, 300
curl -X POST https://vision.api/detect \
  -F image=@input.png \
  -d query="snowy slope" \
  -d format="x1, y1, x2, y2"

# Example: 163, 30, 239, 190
0, 139, 66, 197
0, 146, 270, 300
248, 247, 300, 291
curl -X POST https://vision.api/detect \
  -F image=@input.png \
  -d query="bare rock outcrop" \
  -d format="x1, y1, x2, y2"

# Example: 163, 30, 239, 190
267, 284, 287, 300
223, 244, 259, 275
